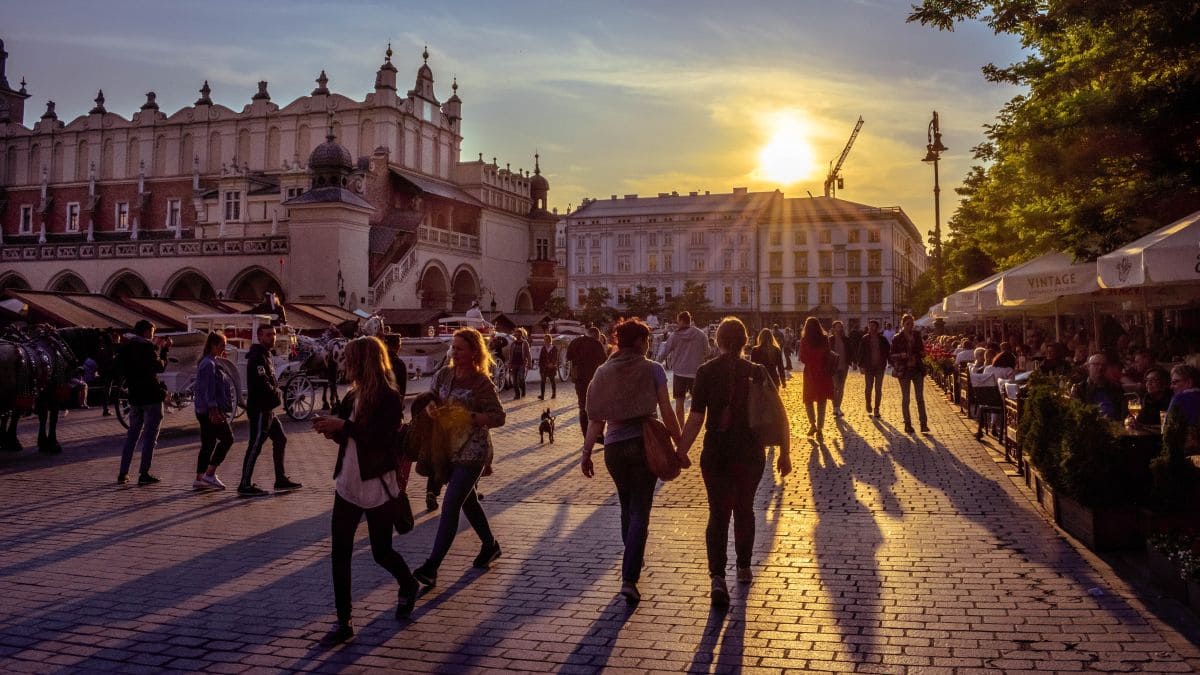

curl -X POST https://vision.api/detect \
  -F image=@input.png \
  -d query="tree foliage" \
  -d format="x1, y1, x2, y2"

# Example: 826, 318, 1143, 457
665, 280, 713, 319
542, 295, 570, 320
909, 0, 1200, 268
580, 287, 614, 327
622, 284, 662, 319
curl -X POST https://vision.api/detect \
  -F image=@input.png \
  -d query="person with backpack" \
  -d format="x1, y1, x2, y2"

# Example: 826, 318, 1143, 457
679, 317, 791, 607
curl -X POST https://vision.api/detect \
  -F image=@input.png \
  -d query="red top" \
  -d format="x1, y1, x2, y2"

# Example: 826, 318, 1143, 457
799, 340, 835, 403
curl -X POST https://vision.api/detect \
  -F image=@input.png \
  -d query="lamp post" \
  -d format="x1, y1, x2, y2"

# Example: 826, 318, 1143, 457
922, 111, 948, 297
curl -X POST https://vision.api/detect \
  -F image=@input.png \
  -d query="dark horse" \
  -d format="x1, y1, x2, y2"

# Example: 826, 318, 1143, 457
0, 326, 115, 454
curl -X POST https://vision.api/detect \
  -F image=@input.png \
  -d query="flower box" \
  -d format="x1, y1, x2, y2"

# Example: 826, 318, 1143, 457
1032, 467, 1057, 519
1055, 493, 1140, 551
1146, 545, 1189, 601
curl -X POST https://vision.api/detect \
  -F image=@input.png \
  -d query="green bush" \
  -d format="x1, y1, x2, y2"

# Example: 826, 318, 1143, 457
1057, 399, 1124, 508
1019, 380, 1066, 487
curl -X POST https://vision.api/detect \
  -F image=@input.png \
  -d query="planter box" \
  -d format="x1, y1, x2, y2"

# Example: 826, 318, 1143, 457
1032, 468, 1058, 519
1146, 546, 1189, 601
1055, 493, 1140, 551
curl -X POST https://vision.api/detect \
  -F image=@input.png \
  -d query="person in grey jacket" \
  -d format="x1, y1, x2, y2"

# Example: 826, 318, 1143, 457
656, 311, 710, 423
194, 331, 235, 490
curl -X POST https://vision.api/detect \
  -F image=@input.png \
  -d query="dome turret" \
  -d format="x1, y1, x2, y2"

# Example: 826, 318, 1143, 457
308, 122, 354, 189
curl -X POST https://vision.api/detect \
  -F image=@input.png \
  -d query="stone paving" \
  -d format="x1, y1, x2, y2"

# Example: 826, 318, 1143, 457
1, 371, 1198, 673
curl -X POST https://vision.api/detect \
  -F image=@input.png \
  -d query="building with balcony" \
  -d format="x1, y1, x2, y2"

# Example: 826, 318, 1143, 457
0, 39, 557, 326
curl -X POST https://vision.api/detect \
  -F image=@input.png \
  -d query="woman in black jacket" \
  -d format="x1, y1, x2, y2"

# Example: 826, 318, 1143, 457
313, 336, 416, 646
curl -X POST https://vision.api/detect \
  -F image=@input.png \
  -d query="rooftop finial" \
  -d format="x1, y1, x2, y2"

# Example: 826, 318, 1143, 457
313, 69, 330, 96
452, 77, 458, 93
534, 151, 541, 175
41, 100, 56, 120
326, 111, 336, 142
385, 42, 393, 62
252, 80, 270, 101
19, 76, 27, 95
90, 89, 106, 114
196, 80, 212, 106
422, 45, 429, 63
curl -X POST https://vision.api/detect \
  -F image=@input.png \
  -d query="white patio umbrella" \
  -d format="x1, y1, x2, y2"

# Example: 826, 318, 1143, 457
1098, 209, 1200, 288
996, 251, 1099, 308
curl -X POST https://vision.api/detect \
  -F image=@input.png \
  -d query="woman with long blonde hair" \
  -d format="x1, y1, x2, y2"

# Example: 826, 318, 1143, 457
312, 336, 415, 645
413, 328, 506, 589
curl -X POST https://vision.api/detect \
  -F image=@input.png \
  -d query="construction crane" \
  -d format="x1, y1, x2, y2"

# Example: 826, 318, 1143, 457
823, 116, 864, 198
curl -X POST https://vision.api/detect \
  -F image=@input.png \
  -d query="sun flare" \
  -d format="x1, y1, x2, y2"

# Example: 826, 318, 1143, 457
757, 112, 818, 186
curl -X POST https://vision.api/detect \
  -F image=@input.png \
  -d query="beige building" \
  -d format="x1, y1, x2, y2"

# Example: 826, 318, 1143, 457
564, 189, 926, 330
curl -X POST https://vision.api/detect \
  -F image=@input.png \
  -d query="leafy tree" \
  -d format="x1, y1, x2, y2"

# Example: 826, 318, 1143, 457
580, 287, 614, 327
909, 0, 1200, 265
665, 280, 713, 320
623, 285, 662, 319
542, 295, 570, 320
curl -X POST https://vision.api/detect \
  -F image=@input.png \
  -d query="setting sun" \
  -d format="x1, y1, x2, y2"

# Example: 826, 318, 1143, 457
756, 112, 819, 186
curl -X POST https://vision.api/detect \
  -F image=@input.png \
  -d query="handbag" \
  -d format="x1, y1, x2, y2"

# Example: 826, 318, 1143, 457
378, 474, 414, 535
641, 417, 680, 481
748, 366, 788, 446
825, 349, 840, 374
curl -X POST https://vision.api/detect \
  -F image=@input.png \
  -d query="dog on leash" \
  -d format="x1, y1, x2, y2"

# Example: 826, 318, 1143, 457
538, 408, 556, 444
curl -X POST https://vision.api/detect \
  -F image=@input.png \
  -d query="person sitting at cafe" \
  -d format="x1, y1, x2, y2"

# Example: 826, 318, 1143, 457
970, 347, 988, 374
955, 339, 976, 368
1135, 367, 1173, 428
1039, 342, 1073, 377
1073, 353, 1127, 421
992, 342, 1017, 370
1122, 348, 1156, 394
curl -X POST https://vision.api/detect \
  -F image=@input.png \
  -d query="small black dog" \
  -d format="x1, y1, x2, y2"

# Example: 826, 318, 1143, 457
538, 408, 556, 444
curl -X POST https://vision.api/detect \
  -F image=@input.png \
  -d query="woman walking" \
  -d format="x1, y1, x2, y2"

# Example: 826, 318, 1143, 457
412, 328, 506, 587
580, 319, 682, 604
193, 332, 235, 490
312, 336, 416, 646
538, 333, 559, 400
679, 318, 791, 606
798, 317, 834, 440
509, 328, 533, 401
749, 328, 786, 388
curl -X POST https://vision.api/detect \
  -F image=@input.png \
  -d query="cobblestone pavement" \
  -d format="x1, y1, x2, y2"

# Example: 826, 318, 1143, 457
1, 371, 1198, 673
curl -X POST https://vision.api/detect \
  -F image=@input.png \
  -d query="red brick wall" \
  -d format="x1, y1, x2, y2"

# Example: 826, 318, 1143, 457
2, 178, 195, 236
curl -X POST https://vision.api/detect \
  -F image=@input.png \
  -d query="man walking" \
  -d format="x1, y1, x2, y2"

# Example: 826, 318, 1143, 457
829, 321, 850, 417
116, 320, 168, 485
656, 311, 709, 423
239, 324, 301, 497
857, 320, 889, 418
890, 314, 928, 434
772, 323, 792, 371
566, 327, 608, 439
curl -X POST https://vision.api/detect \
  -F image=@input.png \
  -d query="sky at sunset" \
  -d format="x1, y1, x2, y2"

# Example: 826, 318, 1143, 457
5, 1, 1025, 244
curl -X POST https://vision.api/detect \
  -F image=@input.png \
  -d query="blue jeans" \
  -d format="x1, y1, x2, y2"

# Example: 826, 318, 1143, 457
427, 462, 494, 567
899, 374, 928, 428
120, 402, 163, 477
241, 409, 287, 488
863, 369, 884, 411
604, 437, 658, 583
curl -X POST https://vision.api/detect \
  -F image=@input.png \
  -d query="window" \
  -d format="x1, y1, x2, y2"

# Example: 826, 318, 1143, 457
847, 250, 861, 276
723, 286, 733, 305
223, 191, 241, 222
868, 281, 883, 306
819, 229, 831, 244
116, 202, 130, 230
834, 249, 846, 274
663, 252, 673, 272
793, 251, 808, 276
286, 186, 304, 200
739, 251, 749, 271
818, 250, 832, 275
166, 199, 181, 230
648, 254, 657, 273
690, 255, 705, 272
868, 228, 881, 243
591, 257, 600, 274
793, 230, 806, 245
664, 232, 673, 245
690, 230, 705, 246
868, 250, 882, 275
617, 255, 631, 273
794, 283, 809, 306
648, 232, 658, 246
576, 257, 585, 274
66, 202, 80, 233
818, 282, 832, 306
664, 286, 673, 301
768, 252, 782, 274
848, 229, 860, 244
577, 288, 587, 305
19, 205, 33, 234
847, 282, 862, 307
617, 233, 631, 247
723, 252, 733, 271
769, 283, 782, 306
739, 286, 749, 305
536, 237, 550, 260
769, 230, 781, 246
618, 286, 631, 303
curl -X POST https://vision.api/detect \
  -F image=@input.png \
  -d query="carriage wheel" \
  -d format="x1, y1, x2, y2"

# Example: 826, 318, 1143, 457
113, 381, 132, 430
492, 362, 510, 391
284, 375, 316, 421
559, 359, 572, 383
217, 361, 246, 420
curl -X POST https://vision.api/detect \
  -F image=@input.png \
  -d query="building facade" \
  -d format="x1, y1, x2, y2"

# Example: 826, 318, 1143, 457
564, 189, 927, 330
0, 39, 557, 322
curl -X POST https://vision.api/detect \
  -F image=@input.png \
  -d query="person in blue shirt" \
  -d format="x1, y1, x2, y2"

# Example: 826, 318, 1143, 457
1073, 352, 1126, 421
194, 332, 235, 489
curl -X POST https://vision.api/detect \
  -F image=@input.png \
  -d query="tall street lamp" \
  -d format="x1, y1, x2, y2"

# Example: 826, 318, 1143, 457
923, 111, 948, 297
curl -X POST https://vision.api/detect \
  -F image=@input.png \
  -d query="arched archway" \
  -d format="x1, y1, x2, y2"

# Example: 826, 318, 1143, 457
228, 266, 283, 302
104, 270, 150, 299
0, 272, 32, 294
164, 269, 216, 301
417, 263, 450, 310
48, 271, 89, 294
514, 288, 534, 313
451, 266, 479, 312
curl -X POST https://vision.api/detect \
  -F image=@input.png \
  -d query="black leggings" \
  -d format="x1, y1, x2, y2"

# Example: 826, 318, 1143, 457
700, 433, 766, 578
195, 414, 234, 473
331, 493, 414, 626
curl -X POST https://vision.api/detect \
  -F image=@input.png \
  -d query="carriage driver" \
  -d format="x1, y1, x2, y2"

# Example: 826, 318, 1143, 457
237, 323, 302, 497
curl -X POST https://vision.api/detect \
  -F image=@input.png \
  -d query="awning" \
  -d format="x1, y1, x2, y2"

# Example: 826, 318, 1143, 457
488, 312, 550, 329
943, 270, 1005, 314
379, 308, 447, 326
318, 304, 360, 323
173, 299, 227, 317
121, 297, 197, 328
218, 300, 254, 312
280, 308, 327, 331
70, 294, 182, 330
5, 291, 132, 329
390, 168, 484, 207
1098, 209, 1200, 288
289, 304, 350, 327
996, 252, 1099, 307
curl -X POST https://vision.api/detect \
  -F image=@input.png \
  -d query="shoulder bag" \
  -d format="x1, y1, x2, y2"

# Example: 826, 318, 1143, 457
378, 477, 414, 535
748, 365, 789, 446
642, 417, 680, 481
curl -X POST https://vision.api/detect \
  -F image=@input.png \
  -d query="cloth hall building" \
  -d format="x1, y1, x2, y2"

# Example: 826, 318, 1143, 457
0, 39, 558, 329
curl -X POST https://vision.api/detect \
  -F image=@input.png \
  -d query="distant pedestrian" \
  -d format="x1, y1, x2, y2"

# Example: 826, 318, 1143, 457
413, 328, 506, 589
678, 317, 791, 606
313, 336, 417, 645
798, 317, 834, 440
829, 321, 850, 418
882, 322, 895, 344
566, 327, 608, 439
508, 328, 532, 401
193, 332, 234, 490
115, 320, 168, 486
581, 318, 683, 605
538, 333, 559, 400
656, 311, 709, 424
383, 334, 408, 404
890, 313, 929, 434
856, 320, 890, 418
239, 324, 302, 497
749, 328, 786, 388
846, 325, 861, 371
772, 323, 791, 370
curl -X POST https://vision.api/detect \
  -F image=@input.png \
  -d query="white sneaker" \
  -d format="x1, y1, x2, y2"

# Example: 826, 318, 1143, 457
192, 478, 211, 490
201, 473, 227, 489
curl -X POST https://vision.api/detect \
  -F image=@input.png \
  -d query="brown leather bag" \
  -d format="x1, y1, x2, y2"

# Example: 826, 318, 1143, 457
642, 417, 680, 481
